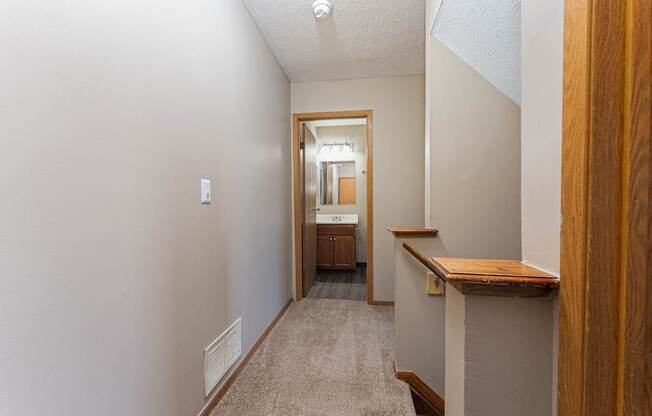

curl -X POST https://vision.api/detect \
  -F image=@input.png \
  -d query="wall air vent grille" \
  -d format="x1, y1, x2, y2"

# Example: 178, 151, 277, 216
203, 318, 242, 397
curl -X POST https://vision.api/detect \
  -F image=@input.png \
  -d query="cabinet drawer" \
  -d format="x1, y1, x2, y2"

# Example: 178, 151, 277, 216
317, 224, 356, 236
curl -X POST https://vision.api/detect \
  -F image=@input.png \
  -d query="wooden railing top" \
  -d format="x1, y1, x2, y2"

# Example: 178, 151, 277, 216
402, 241, 441, 271
402, 241, 559, 298
388, 227, 439, 237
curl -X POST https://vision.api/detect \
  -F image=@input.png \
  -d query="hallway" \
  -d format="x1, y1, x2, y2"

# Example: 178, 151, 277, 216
212, 299, 414, 416
4, 1, 650, 415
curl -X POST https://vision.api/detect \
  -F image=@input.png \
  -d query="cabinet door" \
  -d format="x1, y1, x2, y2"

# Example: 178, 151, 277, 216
333, 235, 356, 269
317, 236, 333, 267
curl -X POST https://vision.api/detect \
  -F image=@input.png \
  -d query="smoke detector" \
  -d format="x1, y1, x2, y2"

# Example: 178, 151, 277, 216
312, 0, 333, 21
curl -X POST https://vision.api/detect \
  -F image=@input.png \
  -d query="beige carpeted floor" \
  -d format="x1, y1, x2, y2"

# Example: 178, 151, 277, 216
212, 298, 416, 416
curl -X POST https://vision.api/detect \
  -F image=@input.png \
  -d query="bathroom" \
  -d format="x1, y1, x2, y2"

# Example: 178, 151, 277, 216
299, 117, 369, 301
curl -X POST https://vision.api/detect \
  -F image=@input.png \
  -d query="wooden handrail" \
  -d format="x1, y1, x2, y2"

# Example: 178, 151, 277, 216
402, 241, 444, 279
388, 227, 439, 237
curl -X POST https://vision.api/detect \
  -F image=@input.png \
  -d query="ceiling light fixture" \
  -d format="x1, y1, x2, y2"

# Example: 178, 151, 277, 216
312, 0, 333, 21
319, 141, 354, 153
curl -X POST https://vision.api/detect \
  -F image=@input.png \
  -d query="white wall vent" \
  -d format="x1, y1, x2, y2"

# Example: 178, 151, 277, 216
203, 318, 242, 397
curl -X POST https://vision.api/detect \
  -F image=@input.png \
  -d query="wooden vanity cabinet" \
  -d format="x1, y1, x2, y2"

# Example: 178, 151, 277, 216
316, 224, 356, 270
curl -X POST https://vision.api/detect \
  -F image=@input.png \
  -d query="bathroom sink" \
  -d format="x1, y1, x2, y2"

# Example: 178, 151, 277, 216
316, 214, 359, 224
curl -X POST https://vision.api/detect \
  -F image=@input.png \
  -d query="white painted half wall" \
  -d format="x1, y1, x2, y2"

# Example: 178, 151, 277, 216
0, 1, 291, 415
521, 0, 563, 276
291, 76, 425, 301
522, 2, 564, 415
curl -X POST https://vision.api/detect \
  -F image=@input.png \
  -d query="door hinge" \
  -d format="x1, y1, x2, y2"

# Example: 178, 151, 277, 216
299, 141, 305, 150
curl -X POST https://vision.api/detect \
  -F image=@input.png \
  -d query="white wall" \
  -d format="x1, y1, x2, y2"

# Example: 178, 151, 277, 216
521, 0, 563, 276
447, 293, 554, 416
0, 1, 291, 416
316, 125, 368, 262
291, 76, 425, 301
392, 32, 521, 402
522, 2, 564, 415
424, 0, 442, 226
394, 237, 446, 394
430, 37, 522, 260
445, 285, 466, 415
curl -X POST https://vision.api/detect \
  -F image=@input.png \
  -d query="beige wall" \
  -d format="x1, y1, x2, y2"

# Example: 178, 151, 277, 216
291, 76, 425, 301
394, 237, 446, 394
522, 2, 564, 415
445, 284, 466, 415
395, 2, 561, 412
392, 31, 522, 401
0, 1, 291, 416
316, 125, 368, 263
429, 38, 522, 260
446, 293, 554, 416
424, 0, 443, 227
522, 0, 563, 276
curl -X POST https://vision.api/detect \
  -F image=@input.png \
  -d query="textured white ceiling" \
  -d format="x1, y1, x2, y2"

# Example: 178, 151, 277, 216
241, 0, 425, 82
432, 0, 521, 104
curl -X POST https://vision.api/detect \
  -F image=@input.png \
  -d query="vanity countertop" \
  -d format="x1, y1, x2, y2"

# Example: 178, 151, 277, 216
316, 214, 359, 225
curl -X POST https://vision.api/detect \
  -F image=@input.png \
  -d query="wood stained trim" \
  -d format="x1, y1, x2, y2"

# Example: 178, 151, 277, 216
394, 362, 445, 416
622, 0, 652, 412
432, 257, 558, 298
292, 110, 376, 304
401, 242, 558, 297
368, 299, 395, 306
559, 0, 652, 413
402, 241, 441, 272
366, 111, 374, 305
197, 298, 293, 416
292, 115, 302, 301
387, 227, 440, 238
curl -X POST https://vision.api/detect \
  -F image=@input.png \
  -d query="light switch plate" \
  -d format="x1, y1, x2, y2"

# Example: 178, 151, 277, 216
201, 179, 211, 204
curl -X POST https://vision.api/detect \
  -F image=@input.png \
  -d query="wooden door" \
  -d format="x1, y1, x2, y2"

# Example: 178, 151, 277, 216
316, 236, 333, 267
301, 124, 318, 297
558, 0, 652, 414
333, 235, 356, 269
338, 177, 356, 204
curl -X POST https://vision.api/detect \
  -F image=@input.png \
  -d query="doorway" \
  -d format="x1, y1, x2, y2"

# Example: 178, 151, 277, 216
292, 110, 374, 303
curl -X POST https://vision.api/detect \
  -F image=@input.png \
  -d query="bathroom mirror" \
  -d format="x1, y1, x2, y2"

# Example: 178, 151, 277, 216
318, 161, 356, 206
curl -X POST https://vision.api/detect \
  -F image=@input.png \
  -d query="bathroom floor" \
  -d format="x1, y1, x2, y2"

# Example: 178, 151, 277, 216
306, 265, 367, 301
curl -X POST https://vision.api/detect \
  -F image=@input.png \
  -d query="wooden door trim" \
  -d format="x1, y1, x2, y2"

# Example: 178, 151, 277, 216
559, 0, 651, 414
292, 110, 374, 303
394, 361, 445, 416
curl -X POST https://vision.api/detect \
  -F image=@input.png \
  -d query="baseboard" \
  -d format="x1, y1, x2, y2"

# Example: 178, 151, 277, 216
369, 299, 395, 306
197, 298, 294, 416
394, 361, 445, 415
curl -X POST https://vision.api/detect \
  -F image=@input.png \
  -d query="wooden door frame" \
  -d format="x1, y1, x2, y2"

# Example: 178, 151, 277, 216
559, 0, 651, 414
292, 109, 375, 303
